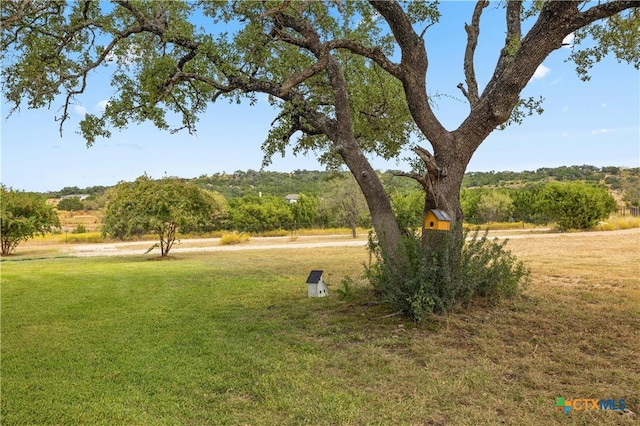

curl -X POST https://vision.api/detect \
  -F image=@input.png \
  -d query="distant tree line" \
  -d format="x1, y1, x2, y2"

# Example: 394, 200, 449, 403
48, 185, 109, 198
461, 165, 637, 188
47, 166, 637, 237
47, 165, 640, 210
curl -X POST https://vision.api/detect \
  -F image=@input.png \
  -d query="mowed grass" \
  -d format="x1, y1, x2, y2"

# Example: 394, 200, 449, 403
1, 233, 639, 425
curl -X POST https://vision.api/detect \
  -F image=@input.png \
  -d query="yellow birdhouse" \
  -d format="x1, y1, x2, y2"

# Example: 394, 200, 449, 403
424, 209, 452, 231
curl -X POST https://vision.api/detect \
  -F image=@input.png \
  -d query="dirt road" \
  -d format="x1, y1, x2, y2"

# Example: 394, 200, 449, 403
62, 228, 640, 257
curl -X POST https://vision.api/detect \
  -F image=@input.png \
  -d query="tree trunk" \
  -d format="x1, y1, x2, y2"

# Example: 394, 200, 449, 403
159, 222, 177, 256
417, 146, 467, 248
341, 141, 403, 259
321, 55, 404, 261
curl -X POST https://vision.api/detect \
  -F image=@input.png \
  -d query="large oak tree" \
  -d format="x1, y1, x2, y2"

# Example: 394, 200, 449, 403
2, 1, 638, 261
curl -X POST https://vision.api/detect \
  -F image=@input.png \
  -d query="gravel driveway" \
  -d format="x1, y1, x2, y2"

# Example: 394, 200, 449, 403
62, 228, 640, 257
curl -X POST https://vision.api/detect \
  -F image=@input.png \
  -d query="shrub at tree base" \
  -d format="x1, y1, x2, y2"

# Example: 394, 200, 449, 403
367, 228, 530, 320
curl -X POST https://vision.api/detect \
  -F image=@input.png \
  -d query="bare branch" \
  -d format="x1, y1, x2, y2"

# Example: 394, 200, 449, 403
459, 1, 488, 105
418, 21, 436, 39
59, 71, 89, 136
413, 145, 443, 178
456, 82, 469, 100
393, 170, 430, 191
395, 145, 447, 203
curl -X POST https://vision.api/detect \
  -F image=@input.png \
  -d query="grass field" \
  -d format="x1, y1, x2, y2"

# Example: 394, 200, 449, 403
1, 232, 638, 425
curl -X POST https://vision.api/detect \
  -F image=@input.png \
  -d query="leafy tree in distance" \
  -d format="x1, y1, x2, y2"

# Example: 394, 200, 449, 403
103, 176, 227, 256
476, 190, 513, 224
320, 175, 370, 238
0, 185, 60, 255
227, 195, 293, 233
2, 1, 637, 314
290, 194, 319, 229
460, 188, 485, 225
537, 181, 617, 231
57, 196, 84, 212
390, 187, 424, 232
511, 184, 547, 225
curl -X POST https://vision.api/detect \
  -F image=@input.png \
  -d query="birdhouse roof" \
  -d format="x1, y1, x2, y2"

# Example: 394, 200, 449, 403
429, 209, 451, 222
306, 270, 324, 284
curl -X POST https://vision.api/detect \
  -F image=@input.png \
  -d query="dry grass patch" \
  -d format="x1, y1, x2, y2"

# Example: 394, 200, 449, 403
505, 230, 639, 288
56, 209, 103, 232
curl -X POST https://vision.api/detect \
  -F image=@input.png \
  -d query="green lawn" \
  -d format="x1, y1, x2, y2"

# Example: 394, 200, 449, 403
1, 243, 638, 425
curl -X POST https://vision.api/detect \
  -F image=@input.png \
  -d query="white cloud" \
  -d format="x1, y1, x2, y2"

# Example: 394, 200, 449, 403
74, 105, 88, 116
532, 64, 551, 80
591, 128, 615, 135
95, 100, 109, 113
562, 33, 575, 49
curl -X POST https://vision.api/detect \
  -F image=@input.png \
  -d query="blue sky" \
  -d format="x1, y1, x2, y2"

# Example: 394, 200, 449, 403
1, 2, 638, 193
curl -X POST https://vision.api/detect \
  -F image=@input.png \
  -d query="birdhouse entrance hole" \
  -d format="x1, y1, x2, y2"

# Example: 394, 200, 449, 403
424, 209, 452, 231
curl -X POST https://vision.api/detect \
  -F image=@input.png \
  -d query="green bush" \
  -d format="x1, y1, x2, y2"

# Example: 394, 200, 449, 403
72, 224, 87, 234
366, 228, 530, 320
537, 181, 617, 231
57, 197, 84, 211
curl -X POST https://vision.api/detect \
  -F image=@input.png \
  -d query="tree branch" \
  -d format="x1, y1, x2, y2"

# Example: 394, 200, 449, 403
494, 0, 522, 76
578, 0, 639, 26
395, 145, 446, 203
456, 0, 638, 157
459, 1, 488, 105
0, 0, 41, 31
278, 52, 329, 96
327, 38, 403, 79
369, 1, 452, 150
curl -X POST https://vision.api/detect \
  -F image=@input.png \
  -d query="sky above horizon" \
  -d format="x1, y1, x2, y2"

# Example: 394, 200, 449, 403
1, 2, 638, 193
